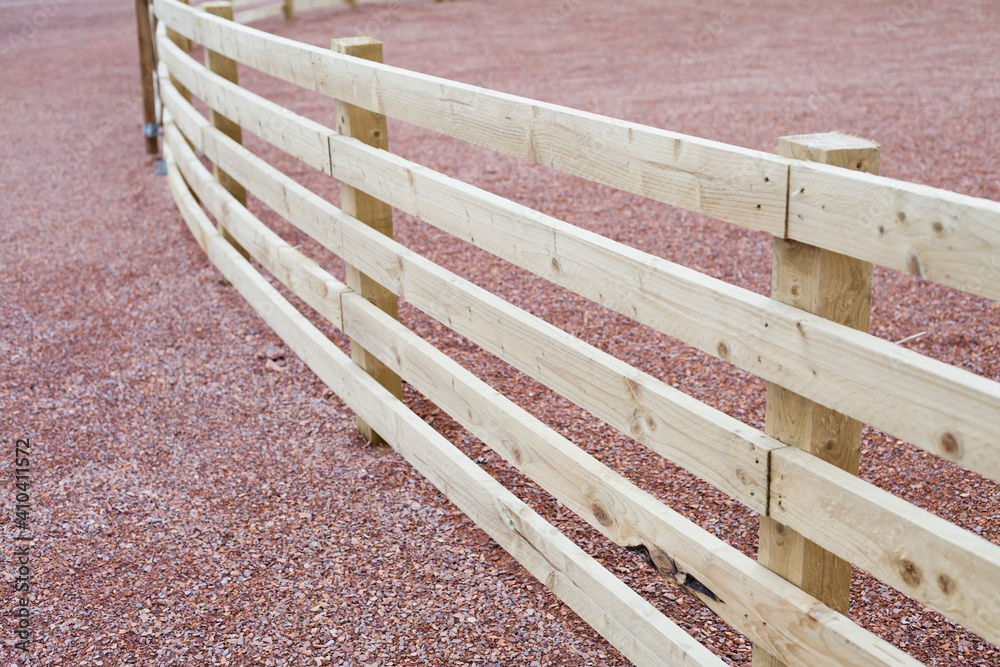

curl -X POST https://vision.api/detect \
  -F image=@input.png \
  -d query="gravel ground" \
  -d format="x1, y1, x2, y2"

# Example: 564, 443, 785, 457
2, 0, 999, 665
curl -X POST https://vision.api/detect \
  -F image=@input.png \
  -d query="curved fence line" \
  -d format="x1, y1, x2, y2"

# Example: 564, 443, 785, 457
145, 0, 1000, 664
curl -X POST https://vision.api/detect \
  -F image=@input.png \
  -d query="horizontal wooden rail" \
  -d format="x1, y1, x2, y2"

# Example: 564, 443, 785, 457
162, 121, 726, 667
153, 0, 790, 235
161, 64, 1000, 645
771, 448, 1000, 645
156, 33, 1000, 486
787, 159, 1000, 302
161, 95, 920, 667
157, 35, 333, 170
159, 61, 775, 510
154, 0, 1000, 303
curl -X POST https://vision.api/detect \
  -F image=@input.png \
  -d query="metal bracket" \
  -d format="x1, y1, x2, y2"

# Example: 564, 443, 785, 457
152, 158, 167, 176
143, 122, 163, 139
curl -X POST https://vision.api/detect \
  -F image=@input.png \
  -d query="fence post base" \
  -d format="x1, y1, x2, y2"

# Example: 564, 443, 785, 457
332, 36, 404, 447
752, 132, 880, 667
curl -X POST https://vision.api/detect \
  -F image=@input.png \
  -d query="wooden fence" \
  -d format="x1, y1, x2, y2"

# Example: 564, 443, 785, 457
133, 0, 412, 154
147, 0, 1000, 663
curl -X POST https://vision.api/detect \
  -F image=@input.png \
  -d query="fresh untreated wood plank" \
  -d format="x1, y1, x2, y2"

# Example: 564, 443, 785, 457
153, 0, 789, 234
158, 67, 774, 510
787, 159, 1000, 303
164, 137, 216, 251
162, 133, 726, 667
158, 63, 346, 262
330, 36, 402, 447
770, 446, 1000, 647
754, 133, 880, 667
156, 40, 1000, 485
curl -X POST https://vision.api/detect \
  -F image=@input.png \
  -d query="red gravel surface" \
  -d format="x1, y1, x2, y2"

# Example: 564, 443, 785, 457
2, 0, 1000, 665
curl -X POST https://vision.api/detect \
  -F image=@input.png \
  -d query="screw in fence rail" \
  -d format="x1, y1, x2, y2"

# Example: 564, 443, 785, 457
331, 36, 404, 446
134, 0, 158, 154
752, 132, 880, 667
202, 1, 250, 262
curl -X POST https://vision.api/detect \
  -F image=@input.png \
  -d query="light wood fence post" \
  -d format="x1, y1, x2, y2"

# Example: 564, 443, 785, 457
752, 132, 880, 667
282, 0, 294, 21
202, 1, 249, 260
331, 36, 403, 446
134, 0, 158, 154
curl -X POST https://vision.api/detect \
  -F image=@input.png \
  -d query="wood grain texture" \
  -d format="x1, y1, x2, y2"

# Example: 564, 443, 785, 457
787, 160, 1000, 302
330, 36, 401, 446
153, 0, 789, 234
162, 132, 726, 667
323, 127, 1000, 485
155, 41, 1000, 485
754, 133, 878, 667
770, 446, 1000, 647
